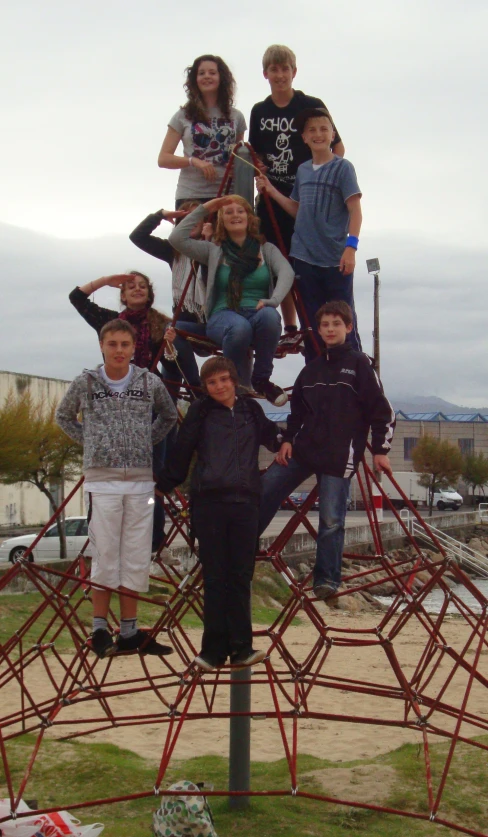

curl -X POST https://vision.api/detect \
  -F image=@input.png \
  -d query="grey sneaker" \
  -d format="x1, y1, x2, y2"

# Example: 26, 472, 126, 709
313, 582, 337, 601
194, 654, 222, 672
230, 648, 266, 667
252, 379, 288, 407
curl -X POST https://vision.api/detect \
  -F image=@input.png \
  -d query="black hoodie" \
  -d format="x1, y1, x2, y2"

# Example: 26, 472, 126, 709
283, 343, 395, 478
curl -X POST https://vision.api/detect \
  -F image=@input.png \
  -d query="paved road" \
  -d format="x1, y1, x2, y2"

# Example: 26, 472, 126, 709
0, 509, 466, 565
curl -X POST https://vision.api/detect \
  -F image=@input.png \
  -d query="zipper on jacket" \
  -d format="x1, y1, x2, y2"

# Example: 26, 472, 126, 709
231, 407, 241, 488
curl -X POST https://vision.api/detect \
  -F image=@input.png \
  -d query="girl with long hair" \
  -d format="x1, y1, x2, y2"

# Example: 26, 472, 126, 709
168, 196, 295, 406
158, 55, 246, 207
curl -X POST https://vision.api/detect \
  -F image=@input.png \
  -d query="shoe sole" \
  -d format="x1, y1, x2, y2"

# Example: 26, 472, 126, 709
231, 651, 267, 669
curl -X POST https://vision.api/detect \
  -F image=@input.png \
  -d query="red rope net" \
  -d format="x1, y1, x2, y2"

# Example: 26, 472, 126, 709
2, 153, 487, 835
1, 465, 488, 836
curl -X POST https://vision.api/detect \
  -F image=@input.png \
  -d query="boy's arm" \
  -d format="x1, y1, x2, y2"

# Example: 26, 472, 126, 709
357, 358, 396, 472
55, 379, 84, 444
168, 203, 216, 263
250, 400, 282, 452
255, 175, 299, 218
129, 211, 182, 264
151, 378, 178, 444
339, 195, 362, 276
281, 374, 306, 444
156, 401, 203, 492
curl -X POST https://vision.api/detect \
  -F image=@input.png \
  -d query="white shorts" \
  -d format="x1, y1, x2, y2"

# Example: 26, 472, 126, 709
86, 491, 154, 592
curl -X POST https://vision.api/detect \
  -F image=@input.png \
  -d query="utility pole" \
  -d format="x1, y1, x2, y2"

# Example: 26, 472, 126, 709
366, 259, 383, 519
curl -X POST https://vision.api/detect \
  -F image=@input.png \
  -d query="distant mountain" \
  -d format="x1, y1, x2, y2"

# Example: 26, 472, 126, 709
262, 394, 488, 417
391, 395, 488, 415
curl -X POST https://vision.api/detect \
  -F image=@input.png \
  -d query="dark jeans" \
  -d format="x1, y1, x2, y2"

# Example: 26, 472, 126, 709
259, 458, 350, 590
160, 321, 205, 400
294, 259, 362, 362
206, 306, 281, 386
256, 194, 295, 256
192, 499, 259, 663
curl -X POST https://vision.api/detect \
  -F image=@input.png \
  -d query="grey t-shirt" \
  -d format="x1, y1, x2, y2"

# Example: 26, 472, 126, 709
168, 106, 247, 200
290, 157, 361, 267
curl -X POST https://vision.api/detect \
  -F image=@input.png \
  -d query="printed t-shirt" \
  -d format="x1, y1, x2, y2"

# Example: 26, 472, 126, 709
249, 91, 341, 196
169, 106, 247, 200
85, 365, 154, 495
210, 263, 270, 315
290, 157, 361, 267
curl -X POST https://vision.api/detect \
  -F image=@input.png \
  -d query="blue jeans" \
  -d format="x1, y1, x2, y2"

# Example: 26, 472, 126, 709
294, 259, 362, 363
259, 458, 350, 589
206, 306, 281, 386
160, 321, 205, 399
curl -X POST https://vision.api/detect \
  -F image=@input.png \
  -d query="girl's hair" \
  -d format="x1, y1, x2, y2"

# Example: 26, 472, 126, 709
213, 195, 261, 244
183, 54, 235, 123
120, 271, 170, 342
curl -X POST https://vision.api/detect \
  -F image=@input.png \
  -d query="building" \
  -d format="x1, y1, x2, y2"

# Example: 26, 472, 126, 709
264, 410, 488, 499
0, 370, 84, 526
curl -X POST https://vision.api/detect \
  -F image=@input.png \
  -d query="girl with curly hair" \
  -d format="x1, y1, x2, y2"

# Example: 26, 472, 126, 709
169, 196, 295, 406
158, 55, 246, 207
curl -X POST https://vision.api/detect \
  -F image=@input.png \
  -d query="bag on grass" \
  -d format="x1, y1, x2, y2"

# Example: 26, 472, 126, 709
152, 781, 217, 837
0, 801, 104, 837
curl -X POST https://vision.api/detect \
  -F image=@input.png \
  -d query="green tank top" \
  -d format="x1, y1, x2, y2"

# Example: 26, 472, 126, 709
211, 262, 270, 315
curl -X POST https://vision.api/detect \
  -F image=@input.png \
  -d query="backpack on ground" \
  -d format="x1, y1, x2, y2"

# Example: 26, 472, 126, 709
152, 780, 217, 837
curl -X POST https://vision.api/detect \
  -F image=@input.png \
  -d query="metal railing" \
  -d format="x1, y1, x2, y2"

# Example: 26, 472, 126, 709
399, 510, 488, 578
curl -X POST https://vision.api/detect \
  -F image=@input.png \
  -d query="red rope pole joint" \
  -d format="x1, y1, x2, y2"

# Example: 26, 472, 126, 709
2, 153, 488, 837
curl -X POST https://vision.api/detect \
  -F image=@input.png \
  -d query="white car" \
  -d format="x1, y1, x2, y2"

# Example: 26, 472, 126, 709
433, 488, 463, 511
0, 517, 90, 564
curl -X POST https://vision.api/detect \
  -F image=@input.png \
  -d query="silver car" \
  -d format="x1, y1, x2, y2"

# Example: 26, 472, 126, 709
0, 517, 90, 564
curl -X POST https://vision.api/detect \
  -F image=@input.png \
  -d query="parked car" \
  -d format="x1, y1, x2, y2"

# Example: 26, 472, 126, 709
0, 517, 89, 564
433, 488, 463, 511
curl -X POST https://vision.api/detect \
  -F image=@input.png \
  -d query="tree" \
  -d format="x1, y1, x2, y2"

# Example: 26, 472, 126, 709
0, 391, 83, 558
462, 452, 488, 501
411, 435, 463, 516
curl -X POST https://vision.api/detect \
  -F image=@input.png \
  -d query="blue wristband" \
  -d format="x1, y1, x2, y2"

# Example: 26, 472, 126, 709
346, 235, 359, 250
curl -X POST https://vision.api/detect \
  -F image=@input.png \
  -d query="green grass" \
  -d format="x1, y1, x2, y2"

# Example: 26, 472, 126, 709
0, 563, 301, 652
2, 735, 488, 836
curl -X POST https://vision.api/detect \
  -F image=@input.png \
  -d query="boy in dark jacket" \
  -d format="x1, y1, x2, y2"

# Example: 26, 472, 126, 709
259, 301, 395, 600
157, 356, 280, 672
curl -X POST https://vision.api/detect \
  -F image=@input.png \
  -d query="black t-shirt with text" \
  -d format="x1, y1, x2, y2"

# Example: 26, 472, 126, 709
249, 91, 342, 196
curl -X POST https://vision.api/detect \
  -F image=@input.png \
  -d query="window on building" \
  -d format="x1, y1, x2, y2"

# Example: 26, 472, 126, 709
458, 438, 474, 456
404, 437, 419, 460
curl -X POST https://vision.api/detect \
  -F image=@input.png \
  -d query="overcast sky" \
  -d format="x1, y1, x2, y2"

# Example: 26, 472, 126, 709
1, 0, 487, 405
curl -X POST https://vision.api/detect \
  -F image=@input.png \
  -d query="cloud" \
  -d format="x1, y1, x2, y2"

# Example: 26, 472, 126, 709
2, 222, 487, 406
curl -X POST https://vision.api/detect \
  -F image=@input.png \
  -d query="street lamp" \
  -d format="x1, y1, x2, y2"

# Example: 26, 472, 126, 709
366, 258, 381, 377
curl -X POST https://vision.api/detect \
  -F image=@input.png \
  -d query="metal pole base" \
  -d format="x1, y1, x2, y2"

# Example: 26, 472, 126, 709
228, 666, 251, 809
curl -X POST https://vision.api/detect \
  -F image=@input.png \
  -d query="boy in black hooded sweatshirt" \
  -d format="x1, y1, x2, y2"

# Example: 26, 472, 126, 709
258, 301, 395, 601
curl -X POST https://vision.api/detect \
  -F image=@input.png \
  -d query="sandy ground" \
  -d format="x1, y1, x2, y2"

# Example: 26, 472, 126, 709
3, 608, 488, 768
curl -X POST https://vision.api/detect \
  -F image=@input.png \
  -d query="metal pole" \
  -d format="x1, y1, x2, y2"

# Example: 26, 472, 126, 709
372, 271, 383, 519
228, 143, 254, 809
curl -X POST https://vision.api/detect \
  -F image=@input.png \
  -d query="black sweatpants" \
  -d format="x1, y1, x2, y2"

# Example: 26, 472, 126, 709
192, 498, 259, 664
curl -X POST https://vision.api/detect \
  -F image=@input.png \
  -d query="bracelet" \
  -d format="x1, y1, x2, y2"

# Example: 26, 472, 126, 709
188, 156, 194, 167
346, 235, 359, 250
90, 281, 95, 293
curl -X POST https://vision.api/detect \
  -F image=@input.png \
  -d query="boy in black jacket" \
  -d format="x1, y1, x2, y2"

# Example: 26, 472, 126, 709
259, 301, 395, 601
157, 357, 280, 671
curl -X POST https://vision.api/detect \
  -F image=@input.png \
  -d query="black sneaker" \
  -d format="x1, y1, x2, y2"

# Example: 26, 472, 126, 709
313, 582, 337, 601
252, 379, 288, 407
230, 648, 266, 667
91, 628, 115, 659
193, 654, 224, 672
115, 629, 173, 656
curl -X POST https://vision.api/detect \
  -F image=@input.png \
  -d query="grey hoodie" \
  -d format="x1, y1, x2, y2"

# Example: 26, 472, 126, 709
55, 364, 177, 483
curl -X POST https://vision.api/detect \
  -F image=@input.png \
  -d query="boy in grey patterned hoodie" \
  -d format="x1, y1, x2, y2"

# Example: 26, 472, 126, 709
56, 319, 177, 658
